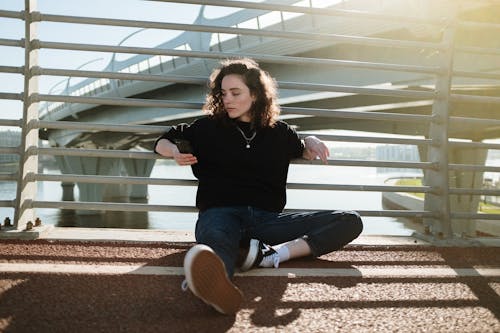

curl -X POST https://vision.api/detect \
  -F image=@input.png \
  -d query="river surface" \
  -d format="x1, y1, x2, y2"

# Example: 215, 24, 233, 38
0, 160, 428, 235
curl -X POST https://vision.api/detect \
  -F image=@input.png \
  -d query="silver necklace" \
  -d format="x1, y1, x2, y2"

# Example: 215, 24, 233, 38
236, 126, 256, 149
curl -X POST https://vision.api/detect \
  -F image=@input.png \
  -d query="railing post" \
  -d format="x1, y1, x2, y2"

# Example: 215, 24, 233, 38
423, 20, 456, 239
13, 0, 39, 230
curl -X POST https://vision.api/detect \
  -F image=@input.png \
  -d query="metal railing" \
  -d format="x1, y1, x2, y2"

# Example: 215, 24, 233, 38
0, 0, 499, 242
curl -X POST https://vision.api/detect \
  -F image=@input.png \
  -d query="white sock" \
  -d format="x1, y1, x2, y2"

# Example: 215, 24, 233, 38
275, 245, 290, 263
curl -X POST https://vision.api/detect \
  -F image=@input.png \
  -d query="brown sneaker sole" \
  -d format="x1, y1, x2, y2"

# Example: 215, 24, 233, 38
184, 245, 243, 314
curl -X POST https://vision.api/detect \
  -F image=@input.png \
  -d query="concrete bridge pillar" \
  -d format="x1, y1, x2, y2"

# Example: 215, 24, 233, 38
54, 156, 156, 212
101, 159, 130, 201
448, 145, 488, 236
419, 144, 488, 237
61, 182, 76, 201
121, 158, 156, 200
63, 156, 115, 214
55, 156, 75, 201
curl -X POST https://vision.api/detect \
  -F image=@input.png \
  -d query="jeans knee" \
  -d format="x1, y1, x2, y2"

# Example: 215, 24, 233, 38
353, 212, 364, 237
343, 211, 363, 238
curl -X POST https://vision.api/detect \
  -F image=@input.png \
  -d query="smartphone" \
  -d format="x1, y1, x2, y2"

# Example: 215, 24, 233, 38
173, 139, 193, 154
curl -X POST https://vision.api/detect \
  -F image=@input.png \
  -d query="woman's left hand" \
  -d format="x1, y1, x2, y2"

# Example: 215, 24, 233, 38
303, 136, 330, 164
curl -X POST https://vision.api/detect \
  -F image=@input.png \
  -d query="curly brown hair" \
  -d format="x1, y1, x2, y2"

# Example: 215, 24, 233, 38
202, 58, 280, 128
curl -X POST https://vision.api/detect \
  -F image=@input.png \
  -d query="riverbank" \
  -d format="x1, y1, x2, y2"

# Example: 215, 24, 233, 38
382, 178, 500, 237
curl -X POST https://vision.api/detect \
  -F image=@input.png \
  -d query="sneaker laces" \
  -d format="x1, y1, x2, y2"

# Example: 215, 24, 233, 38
259, 245, 280, 268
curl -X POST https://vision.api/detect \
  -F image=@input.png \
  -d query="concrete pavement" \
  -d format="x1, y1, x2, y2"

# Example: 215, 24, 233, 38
0, 232, 499, 332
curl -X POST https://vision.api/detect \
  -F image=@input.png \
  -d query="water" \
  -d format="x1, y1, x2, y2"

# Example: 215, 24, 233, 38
0, 160, 425, 236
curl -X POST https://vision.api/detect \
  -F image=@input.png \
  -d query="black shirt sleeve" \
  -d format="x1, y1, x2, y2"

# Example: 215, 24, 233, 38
153, 123, 193, 154
285, 122, 305, 159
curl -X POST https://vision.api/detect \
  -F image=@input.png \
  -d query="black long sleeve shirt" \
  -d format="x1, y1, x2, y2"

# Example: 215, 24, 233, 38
154, 116, 304, 212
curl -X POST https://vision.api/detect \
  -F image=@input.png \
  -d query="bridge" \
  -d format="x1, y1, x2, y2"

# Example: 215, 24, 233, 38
1, 0, 500, 240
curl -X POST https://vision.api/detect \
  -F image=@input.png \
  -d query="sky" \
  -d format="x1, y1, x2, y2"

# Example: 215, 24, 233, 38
0, 0, 243, 126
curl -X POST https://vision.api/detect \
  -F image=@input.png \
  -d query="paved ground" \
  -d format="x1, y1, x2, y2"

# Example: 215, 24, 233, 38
0, 232, 499, 332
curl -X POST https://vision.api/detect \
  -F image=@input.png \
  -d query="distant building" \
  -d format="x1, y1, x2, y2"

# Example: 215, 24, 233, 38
376, 145, 421, 175
0, 130, 21, 165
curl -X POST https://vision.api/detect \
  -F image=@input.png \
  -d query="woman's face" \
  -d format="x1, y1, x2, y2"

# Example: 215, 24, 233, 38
221, 74, 255, 122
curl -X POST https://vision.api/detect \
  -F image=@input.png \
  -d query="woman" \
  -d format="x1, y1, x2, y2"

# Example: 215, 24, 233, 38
154, 58, 363, 315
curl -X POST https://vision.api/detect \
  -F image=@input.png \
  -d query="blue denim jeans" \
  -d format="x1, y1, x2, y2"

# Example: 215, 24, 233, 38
195, 206, 363, 277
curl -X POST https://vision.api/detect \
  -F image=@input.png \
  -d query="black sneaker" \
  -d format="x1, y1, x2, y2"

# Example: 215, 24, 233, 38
183, 244, 243, 314
240, 239, 280, 271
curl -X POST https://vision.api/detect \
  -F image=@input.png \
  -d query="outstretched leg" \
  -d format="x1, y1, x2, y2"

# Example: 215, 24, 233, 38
184, 207, 245, 314
183, 244, 243, 314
